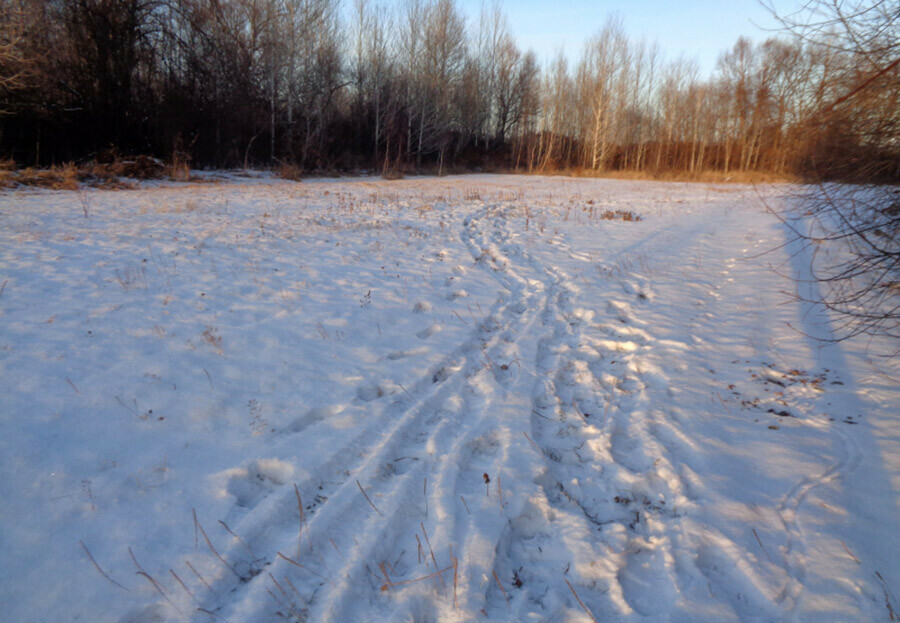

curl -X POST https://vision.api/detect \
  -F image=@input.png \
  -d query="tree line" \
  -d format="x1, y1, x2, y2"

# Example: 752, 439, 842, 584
0, 0, 896, 180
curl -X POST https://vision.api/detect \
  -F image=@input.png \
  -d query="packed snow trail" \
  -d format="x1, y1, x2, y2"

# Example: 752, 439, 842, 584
0, 175, 897, 623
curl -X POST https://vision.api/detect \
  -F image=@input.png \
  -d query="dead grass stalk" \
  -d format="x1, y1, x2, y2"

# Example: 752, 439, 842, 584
129, 547, 181, 614
357, 480, 384, 516
492, 569, 510, 610
170, 569, 198, 603
277, 551, 334, 586
197, 521, 241, 580
564, 577, 598, 623
79, 540, 129, 591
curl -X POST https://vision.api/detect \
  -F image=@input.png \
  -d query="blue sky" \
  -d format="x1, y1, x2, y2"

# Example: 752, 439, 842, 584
457, 0, 793, 75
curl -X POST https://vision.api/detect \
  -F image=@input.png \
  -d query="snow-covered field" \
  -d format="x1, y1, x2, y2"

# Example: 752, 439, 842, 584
1, 174, 897, 623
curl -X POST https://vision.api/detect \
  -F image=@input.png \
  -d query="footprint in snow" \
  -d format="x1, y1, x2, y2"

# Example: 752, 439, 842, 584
446, 289, 469, 301
223, 458, 294, 509
416, 324, 441, 339
289, 404, 342, 433
386, 347, 427, 360
119, 604, 173, 623
609, 422, 655, 473
619, 544, 677, 615
356, 381, 399, 402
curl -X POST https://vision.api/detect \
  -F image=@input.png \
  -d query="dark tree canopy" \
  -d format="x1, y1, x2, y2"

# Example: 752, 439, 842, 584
0, 0, 896, 179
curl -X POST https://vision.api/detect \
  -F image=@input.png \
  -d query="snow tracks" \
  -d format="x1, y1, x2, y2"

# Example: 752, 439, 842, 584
151, 196, 694, 622
85, 179, 892, 623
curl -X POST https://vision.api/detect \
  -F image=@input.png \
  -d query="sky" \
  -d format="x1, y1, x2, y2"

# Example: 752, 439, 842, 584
457, 0, 794, 76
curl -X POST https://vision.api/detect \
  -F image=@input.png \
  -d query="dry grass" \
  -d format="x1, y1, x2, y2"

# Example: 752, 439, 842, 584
90, 155, 166, 181
381, 168, 405, 180
0, 156, 177, 190
277, 162, 304, 182
0, 160, 800, 191
167, 151, 192, 182
492, 569, 511, 610
356, 479, 384, 516
379, 563, 454, 592
564, 576, 599, 622
79, 540, 129, 591
0, 163, 81, 190
510, 166, 800, 185
129, 547, 181, 613
276, 551, 334, 585
599, 209, 641, 222
597, 168, 797, 184
114, 265, 148, 291
201, 325, 223, 354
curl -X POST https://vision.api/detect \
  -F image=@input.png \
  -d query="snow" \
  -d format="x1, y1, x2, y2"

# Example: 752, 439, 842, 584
0, 174, 897, 622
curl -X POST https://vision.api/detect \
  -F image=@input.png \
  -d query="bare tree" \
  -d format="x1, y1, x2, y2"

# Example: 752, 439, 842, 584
578, 16, 629, 171
0, 0, 33, 111
765, 0, 899, 345
0, 0, 897, 181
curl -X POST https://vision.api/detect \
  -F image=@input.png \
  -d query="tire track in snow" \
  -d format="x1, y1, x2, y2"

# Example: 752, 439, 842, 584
471, 201, 795, 621
303, 198, 560, 621
527, 271, 687, 618
148, 190, 837, 623
648, 212, 792, 621
774, 391, 864, 614
462, 203, 697, 620
172, 199, 551, 622
770, 214, 868, 616
666, 208, 867, 621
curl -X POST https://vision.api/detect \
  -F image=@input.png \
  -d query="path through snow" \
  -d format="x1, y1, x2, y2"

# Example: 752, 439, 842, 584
0, 175, 897, 622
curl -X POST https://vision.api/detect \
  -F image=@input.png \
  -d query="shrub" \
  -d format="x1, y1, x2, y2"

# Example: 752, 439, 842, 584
277, 162, 304, 181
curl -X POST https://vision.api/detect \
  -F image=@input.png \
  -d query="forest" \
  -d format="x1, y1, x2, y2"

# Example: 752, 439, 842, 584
0, 0, 897, 180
